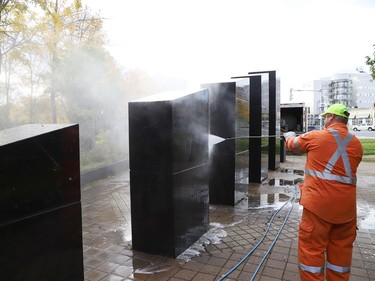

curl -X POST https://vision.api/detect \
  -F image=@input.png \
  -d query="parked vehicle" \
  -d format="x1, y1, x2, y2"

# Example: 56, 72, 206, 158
280, 103, 308, 133
352, 124, 374, 131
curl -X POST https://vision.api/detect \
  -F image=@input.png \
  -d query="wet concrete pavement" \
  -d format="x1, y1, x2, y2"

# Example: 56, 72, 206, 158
82, 155, 375, 281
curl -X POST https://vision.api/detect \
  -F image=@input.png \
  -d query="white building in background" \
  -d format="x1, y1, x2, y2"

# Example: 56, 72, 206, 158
315, 72, 375, 128
290, 71, 375, 129
352, 72, 375, 108
315, 71, 375, 112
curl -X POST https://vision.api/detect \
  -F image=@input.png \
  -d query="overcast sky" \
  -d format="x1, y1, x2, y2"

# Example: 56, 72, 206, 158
86, 0, 375, 96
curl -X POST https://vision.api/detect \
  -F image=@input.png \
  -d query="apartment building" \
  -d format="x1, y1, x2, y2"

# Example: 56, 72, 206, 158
316, 72, 375, 111
299, 71, 375, 129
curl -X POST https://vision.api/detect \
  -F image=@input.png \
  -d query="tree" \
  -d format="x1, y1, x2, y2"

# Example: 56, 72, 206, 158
365, 44, 375, 79
34, 0, 104, 123
0, 0, 32, 73
15, 41, 47, 123
53, 44, 129, 167
0, 0, 35, 128
0, 0, 163, 169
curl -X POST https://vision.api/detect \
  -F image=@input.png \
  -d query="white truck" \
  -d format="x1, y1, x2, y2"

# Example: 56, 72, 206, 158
352, 124, 374, 131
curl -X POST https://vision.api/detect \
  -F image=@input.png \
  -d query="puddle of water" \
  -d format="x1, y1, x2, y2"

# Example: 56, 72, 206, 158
247, 192, 293, 209
105, 226, 132, 245
279, 168, 305, 176
268, 177, 304, 186
359, 208, 375, 230
242, 176, 300, 209
134, 263, 175, 275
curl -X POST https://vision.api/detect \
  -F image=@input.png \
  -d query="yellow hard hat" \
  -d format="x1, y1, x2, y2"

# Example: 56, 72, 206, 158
321, 103, 350, 118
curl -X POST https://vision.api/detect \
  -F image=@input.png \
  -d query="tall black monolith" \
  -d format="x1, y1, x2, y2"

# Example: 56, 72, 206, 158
249, 75, 269, 183
128, 89, 209, 257
231, 74, 270, 184
202, 79, 250, 206
248, 70, 281, 171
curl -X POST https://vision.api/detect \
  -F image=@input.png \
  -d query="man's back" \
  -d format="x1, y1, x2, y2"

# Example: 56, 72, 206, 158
285, 122, 363, 223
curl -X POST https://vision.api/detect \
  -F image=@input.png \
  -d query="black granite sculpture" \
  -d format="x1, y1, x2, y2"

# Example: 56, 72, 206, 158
203, 80, 249, 205
204, 74, 271, 206
230, 74, 270, 184
248, 70, 280, 171
128, 89, 209, 257
248, 74, 269, 183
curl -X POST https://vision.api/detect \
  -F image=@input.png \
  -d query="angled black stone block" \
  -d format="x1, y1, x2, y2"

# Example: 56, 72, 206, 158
128, 89, 209, 257
0, 124, 83, 281
129, 90, 208, 173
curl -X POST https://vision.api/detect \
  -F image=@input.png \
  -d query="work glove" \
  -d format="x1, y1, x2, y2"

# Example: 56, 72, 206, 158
283, 131, 296, 141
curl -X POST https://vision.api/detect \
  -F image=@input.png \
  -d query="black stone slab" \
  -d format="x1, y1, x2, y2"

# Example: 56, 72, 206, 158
0, 124, 83, 280
203, 80, 251, 205
0, 124, 80, 223
130, 165, 209, 257
247, 71, 280, 171
203, 81, 236, 205
0, 202, 84, 281
208, 141, 235, 204
269, 71, 281, 170
249, 75, 269, 183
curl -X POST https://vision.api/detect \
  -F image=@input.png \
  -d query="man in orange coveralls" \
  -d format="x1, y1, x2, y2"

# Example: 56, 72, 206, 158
283, 103, 363, 281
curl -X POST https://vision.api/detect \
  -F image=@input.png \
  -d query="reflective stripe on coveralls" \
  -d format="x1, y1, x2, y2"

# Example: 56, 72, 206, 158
299, 263, 324, 274
326, 261, 351, 273
304, 128, 356, 185
293, 135, 304, 155
299, 262, 351, 275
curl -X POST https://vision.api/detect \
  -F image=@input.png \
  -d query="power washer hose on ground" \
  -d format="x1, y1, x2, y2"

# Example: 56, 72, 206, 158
215, 152, 300, 281
249, 184, 298, 281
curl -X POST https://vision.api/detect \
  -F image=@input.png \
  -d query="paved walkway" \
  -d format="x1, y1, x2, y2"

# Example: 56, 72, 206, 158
82, 155, 375, 281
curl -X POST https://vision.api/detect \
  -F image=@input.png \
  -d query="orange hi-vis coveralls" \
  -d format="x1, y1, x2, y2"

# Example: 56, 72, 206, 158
285, 122, 363, 281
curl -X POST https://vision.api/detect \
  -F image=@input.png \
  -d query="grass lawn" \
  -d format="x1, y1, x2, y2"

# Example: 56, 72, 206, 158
359, 138, 375, 162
